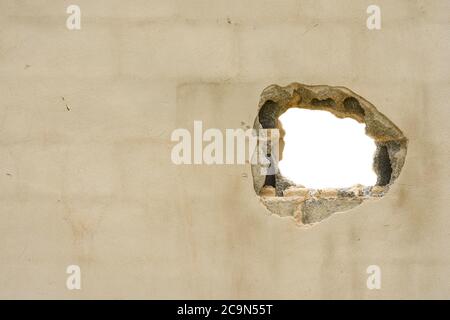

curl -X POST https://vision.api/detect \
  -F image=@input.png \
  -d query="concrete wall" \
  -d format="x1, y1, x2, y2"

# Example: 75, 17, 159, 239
0, 0, 448, 299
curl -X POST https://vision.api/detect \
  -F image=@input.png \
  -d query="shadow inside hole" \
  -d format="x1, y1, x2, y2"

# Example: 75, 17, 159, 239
375, 145, 393, 186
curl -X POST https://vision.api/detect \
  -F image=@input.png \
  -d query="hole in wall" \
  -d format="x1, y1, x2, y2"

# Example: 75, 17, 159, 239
278, 108, 377, 189
251, 83, 408, 226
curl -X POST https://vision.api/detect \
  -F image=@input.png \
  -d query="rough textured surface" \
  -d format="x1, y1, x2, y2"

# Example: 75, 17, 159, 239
252, 83, 408, 225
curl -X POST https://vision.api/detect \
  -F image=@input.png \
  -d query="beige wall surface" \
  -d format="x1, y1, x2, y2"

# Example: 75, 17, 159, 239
0, 0, 449, 299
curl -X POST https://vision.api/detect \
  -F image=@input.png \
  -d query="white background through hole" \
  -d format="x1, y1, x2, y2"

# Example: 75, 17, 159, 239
278, 108, 377, 188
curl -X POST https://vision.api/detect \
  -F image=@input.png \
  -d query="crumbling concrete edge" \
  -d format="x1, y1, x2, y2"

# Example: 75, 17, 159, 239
251, 83, 408, 226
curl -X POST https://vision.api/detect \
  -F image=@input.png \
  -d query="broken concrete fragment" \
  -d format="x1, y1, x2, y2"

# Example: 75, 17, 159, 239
252, 83, 408, 226
370, 185, 386, 197
261, 196, 303, 218
283, 187, 309, 197
316, 188, 339, 198
259, 185, 276, 197
347, 184, 364, 197
300, 198, 364, 225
